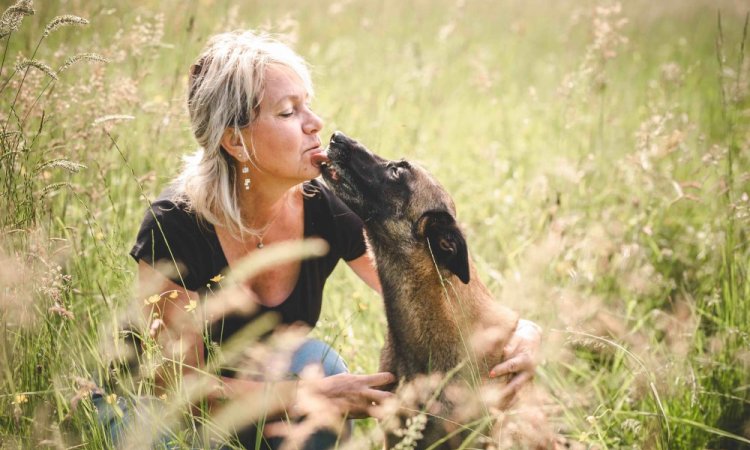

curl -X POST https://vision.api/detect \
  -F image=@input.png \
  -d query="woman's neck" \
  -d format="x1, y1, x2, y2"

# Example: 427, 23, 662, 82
239, 183, 299, 229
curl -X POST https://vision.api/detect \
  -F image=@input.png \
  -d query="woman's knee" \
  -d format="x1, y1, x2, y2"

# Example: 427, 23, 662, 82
289, 339, 348, 377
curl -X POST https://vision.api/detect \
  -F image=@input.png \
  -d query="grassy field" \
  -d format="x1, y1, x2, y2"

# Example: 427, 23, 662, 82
1, 0, 749, 448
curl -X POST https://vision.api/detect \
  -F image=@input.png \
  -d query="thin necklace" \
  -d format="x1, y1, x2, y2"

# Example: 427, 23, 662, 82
254, 213, 281, 249
248, 198, 286, 249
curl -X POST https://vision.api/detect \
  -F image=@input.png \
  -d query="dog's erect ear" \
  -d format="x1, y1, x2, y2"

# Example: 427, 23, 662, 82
416, 210, 470, 284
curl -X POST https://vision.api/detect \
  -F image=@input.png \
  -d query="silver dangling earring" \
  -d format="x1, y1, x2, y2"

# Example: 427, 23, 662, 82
242, 165, 251, 190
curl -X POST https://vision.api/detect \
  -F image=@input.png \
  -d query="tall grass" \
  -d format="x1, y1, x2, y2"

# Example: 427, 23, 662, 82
1, 0, 748, 448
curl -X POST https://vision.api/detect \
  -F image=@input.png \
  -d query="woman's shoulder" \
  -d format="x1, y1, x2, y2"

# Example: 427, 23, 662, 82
131, 187, 222, 290
140, 188, 201, 228
151, 186, 191, 211
132, 185, 219, 255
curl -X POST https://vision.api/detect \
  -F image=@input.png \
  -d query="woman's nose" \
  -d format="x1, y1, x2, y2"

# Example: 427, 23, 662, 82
303, 109, 324, 135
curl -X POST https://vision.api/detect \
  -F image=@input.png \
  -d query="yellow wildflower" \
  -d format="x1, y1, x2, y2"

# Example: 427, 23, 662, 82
168, 291, 179, 299
185, 300, 197, 313
144, 294, 161, 305
210, 274, 224, 283
12, 394, 28, 405
105, 393, 124, 418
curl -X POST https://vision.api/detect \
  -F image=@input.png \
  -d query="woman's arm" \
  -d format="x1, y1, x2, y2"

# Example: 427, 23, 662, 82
137, 260, 393, 417
345, 251, 381, 294
137, 260, 205, 372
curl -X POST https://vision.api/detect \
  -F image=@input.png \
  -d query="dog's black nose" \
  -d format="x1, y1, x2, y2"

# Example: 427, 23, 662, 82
330, 131, 347, 144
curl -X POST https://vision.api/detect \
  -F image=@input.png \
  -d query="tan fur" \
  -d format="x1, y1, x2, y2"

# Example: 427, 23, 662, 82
376, 250, 518, 380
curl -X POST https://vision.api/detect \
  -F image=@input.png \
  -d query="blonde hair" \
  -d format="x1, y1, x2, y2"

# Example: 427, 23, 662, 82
174, 30, 313, 236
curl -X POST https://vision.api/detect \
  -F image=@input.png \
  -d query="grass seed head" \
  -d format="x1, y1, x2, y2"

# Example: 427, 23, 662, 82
0, 0, 34, 39
15, 59, 58, 80
43, 15, 88, 37
48, 302, 75, 320
36, 158, 87, 174
91, 114, 135, 126
58, 52, 108, 73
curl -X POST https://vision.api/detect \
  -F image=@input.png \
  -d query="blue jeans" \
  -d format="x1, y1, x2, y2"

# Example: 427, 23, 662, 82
94, 338, 349, 449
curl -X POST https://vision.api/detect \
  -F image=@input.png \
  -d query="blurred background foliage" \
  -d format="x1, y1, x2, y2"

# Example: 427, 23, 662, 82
0, 0, 748, 448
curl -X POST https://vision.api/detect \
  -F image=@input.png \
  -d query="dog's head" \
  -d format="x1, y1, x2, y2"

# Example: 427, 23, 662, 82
320, 131, 470, 284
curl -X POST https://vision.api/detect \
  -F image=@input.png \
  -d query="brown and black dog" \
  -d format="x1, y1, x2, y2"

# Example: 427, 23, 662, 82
320, 132, 523, 449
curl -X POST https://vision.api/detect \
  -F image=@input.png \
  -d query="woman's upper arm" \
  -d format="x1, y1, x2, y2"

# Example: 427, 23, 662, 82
346, 251, 382, 294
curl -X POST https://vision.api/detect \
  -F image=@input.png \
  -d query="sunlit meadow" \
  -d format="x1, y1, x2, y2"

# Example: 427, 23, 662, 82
1, 0, 749, 448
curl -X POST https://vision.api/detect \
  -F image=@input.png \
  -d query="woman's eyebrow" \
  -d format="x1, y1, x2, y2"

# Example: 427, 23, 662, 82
271, 93, 309, 108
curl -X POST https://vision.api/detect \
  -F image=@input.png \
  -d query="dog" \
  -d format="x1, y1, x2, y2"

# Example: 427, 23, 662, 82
320, 131, 522, 449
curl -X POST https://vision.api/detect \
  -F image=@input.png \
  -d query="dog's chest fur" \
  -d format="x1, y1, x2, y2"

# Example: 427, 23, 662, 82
369, 239, 518, 450
370, 242, 515, 380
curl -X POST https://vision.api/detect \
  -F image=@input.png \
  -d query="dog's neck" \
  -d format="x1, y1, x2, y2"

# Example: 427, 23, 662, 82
370, 239, 489, 374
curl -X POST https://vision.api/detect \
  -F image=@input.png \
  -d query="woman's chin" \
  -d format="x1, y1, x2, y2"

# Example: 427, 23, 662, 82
294, 165, 322, 183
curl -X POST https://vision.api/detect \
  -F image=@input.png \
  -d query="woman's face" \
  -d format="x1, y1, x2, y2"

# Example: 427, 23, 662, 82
242, 64, 325, 186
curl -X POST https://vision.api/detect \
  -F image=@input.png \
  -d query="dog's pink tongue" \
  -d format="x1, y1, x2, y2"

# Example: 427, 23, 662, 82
311, 151, 330, 168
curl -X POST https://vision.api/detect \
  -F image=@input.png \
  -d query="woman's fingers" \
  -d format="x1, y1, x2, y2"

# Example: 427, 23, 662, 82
497, 371, 533, 409
344, 388, 392, 418
502, 332, 521, 359
357, 373, 396, 406
490, 352, 532, 378
362, 388, 396, 419
363, 371, 396, 387
311, 372, 396, 418
504, 369, 533, 394
361, 386, 393, 403
490, 319, 542, 379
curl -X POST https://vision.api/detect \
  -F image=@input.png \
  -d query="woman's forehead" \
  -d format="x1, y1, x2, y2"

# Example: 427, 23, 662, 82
262, 64, 309, 103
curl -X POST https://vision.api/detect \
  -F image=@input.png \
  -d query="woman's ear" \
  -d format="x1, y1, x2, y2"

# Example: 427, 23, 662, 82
220, 127, 248, 161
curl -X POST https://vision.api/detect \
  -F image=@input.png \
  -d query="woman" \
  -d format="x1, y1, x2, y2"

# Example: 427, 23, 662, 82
129, 30, 541, 448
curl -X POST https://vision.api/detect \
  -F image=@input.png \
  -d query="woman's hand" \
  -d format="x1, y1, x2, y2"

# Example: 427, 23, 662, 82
304, 372, 395, 419
489, 319, 542, 406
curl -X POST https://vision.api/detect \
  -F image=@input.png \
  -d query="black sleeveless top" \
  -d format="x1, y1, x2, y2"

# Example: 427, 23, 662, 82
129, 179, 367, 359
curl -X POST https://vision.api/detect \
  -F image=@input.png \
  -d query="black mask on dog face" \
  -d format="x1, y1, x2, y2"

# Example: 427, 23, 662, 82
322, 132, 468, 282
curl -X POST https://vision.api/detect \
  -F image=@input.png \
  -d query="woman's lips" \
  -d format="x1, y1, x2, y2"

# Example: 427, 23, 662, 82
310, 150, 339, 181
310, 149, 330, 168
